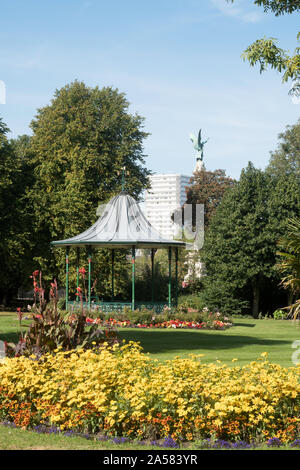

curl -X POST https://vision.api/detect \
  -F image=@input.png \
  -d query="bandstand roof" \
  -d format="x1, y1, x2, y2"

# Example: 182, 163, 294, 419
51, 192, 185, 249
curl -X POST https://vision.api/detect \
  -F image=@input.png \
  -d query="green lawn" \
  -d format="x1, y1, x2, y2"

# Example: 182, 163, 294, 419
0, 424, 157, 450
0, 424, 297, 450
1, 312, 300, 367
117, 318, 300, 367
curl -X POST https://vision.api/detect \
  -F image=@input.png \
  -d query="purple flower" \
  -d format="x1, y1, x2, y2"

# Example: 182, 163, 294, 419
97, 435, 110, 441
161, 436, 179, 448
211, 439, 232, 449
290, 439, 300, 448
112, 437, 129, 444
232, 441, 252, 449
267, 437, 282, 447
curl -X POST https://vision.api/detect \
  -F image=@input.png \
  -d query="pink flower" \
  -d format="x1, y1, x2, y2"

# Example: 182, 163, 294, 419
79, 267, 86, 277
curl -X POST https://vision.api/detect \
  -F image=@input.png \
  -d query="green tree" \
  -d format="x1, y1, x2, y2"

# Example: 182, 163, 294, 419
201, 162, 300, 317
0, 122, 35, 304
276, 217, 300, 318
171, 169, 234, 294
228, 0, 300, 95
183, 169, 235, 228
28, 81, 150, 294
266, 118, 300, 178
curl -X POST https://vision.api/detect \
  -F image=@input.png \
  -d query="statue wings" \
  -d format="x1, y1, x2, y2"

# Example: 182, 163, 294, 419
190, 129, 209, 150
189, 132, 198, 150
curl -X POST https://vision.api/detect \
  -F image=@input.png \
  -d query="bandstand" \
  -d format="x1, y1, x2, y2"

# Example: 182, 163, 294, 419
51, 190, 185, 312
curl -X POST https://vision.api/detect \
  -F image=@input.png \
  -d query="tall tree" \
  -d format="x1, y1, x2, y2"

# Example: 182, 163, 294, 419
266, 118, 300, 178
201, 162, 300, 317
171, 169, 234, 291
28, 81, 150, 292
0, 122, 35, 304
276, 217, 300, 318
227, 0, 300, 95
183, 169, 235, 228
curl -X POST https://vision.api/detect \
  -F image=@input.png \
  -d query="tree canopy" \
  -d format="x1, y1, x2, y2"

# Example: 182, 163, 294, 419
184, 169, 235, 228
227, 0, 300, 95
266, 118, 300, 177
0, 121, 35, 304
0, 82, 151, 303
201, 162, 300, 317
28, 81, 151, 294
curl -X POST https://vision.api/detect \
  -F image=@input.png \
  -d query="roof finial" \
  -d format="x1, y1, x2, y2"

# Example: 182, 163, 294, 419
118, 165, 130, 192
121, 166, 126, 191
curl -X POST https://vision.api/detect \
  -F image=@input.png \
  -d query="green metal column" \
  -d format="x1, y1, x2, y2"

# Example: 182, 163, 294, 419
76, 248, 80, 303
111, 249, 115, 301
168, 247, 172, 309
65, 246, 70, 310
131, 246, 136, 311
175, 247, 178, 307
88, 247, 92, 310
151, 248, 155, 302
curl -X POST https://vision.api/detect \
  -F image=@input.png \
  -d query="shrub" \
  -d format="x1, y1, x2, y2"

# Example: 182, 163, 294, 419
177, 294, 206, 311
98, 307, 231, 329
57, 298, 66, 310
6, 271, 119, 358
273, 309, 288, 320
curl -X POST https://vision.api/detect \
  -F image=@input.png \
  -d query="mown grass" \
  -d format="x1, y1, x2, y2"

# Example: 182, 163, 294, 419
0, 425, 297, 451
0, 424, 157, 450
1, 312, 300, 367
118, 318, 300, 367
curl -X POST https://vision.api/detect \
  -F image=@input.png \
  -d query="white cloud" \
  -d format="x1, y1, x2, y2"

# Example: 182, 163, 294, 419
210, 0, 263, 23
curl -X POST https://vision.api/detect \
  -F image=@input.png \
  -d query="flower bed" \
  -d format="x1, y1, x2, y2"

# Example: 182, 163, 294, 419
0, 342, 299, 444
85, 317, 231, 329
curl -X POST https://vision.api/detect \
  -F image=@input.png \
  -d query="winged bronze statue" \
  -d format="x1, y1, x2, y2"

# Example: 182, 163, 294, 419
190, 129, 209, 161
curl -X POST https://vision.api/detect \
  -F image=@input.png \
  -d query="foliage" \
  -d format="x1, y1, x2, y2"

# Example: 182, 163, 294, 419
272, 309, 288, 320
1, 82, 151, 304
266, 119, 300, 179
132, 249, 187, 302
5, 271, 119, 358
177, 294, 206, 311
0, 344, 300, 443
276, 218, 300, 318
171, 169, 234, 292
89, 307, 232, 329
249, 1, 300, 16
201, 162, 300, 317
27, 80, 150, 294
181, 169, 235, 228
0, 121, 35, 304
227, 0, 300, 95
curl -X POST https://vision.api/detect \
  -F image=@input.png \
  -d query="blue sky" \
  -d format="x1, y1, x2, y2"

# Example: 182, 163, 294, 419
0, 0, 299, 179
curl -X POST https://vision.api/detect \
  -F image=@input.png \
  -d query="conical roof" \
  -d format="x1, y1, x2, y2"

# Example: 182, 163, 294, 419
51, 192, 185, 249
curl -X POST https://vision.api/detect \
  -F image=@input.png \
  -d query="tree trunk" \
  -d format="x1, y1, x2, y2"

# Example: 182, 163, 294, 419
1, 294, 7, 307
287, 290, 294, 306
252, 278, 260, 318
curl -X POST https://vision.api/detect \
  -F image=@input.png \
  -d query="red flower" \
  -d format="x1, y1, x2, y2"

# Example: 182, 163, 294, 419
16, 308, 23, 321
32, 270, 39, 277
